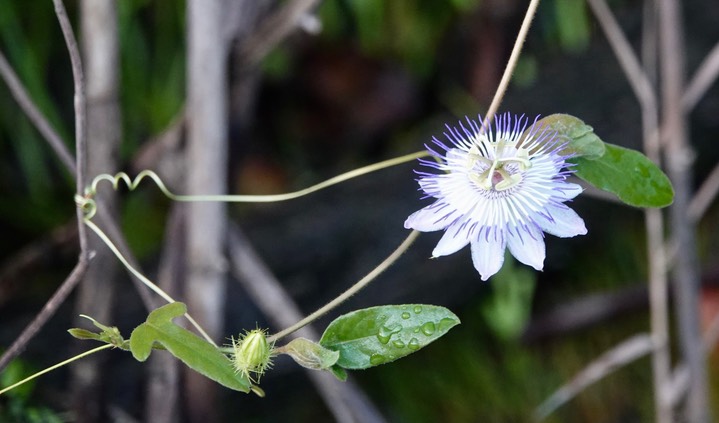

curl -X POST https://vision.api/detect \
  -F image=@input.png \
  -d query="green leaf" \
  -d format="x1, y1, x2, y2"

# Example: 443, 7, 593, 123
277, 338, 340, 370
571, 143, 674, 208
129, 302, 251, 393
532, 114, 605, 159
319, 305, 460, 369
68, 315, 129, 350
329, 365, 348, 382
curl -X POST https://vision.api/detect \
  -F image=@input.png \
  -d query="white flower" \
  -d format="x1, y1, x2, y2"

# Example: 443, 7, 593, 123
405, 113, 587, 281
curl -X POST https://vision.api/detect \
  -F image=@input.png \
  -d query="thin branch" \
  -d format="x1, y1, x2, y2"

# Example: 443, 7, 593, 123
658, 0, 710, 419
483, 0, 541, 123
688, 160, 719, 221
586, 0, 659, 156
586, 2, 671, 422
239, 0, 321, 67
0, 258, 90, 372
0, 49, 75, 173
683, 40, 719, 111
53, 0, 89, 256
534, 334, 655, 421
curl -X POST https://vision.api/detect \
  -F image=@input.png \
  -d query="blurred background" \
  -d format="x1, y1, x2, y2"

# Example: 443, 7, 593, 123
1, 0, 718, 422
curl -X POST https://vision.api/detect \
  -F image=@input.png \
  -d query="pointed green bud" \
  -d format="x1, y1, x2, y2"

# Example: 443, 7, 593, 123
231, 329, 274, 383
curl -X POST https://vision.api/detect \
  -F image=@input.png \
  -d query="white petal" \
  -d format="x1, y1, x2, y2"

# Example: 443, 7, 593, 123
536, 203, 587, 238
404, 203, 453, 231
552, 182, 583, 201
432, 221, 471, 257
470, 234, 506, 281
507, 224, 545, 270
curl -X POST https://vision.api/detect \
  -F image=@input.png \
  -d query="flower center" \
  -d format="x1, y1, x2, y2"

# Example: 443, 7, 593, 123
466, 140, 531, 192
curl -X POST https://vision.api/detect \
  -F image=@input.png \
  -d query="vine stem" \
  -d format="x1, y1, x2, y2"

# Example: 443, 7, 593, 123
83, 219, 217, 347
267, 0, 542, 343
0, 344, 112, 397
267, 230, 419, 343
483, 0, 541, 125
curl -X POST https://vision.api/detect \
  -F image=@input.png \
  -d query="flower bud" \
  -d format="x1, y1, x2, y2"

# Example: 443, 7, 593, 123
231, 329, 274, 383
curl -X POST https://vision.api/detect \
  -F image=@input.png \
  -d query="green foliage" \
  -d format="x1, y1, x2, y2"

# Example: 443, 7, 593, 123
318, 0, 476, 77
553, 0, 591, 53
572, 143, 674, 208
481, 255, 536, 340
0, 358, 63, 423
319, 304, 460, 369
534, 114, 606, 159
129, 302, 252, 393
67, 315, 129, 350
536, 114, 674, 208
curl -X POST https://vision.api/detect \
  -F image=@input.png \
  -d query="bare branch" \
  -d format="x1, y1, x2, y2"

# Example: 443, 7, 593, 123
0, 50, 75, 173
688, 160, 719, 221
53, 0, 89, 256
683, 41, 719, 111
658, 0, 710, 420
238, 0, 321, 67
0, 258, 90, 372
534, 334, 655, 421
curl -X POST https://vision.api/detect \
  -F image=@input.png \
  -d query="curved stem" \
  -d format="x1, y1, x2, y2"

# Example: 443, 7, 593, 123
0, 344, 112, 397
483, 0, 541, 125
90, 150, 428, 203
267, 230, 420, 343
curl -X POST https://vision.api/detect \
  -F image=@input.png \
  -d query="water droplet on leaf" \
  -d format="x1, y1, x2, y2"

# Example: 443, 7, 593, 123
392, 340, 405, 348
408, 338, 420, 350
438, 318, 456, 331
413, 306, 422, 314
401, 312, 411, 320
421, 322, 436, 336
370, 354, 385, 365
377, 324, 401, 344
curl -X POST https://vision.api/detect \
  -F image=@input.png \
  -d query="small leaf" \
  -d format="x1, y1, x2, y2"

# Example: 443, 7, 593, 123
68, 315, 128, 350
319, 304, 460, 369
277, 338, 340, 370
532, 114, 605, 159
129, 302, 251, 393
329, 365, 348, 381
67, 328, 103, 341
571, 143, 674, 208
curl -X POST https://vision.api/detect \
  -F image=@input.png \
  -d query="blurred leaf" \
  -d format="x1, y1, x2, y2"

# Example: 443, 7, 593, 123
513, 54, 538, 88
554, 0, 591, 52
532, 114, 605, 159
571, 143, 674, 208
319, 304, 460, 369
0, 358, 34, 400
481, 255, 536, 340
129, 302, 252, 393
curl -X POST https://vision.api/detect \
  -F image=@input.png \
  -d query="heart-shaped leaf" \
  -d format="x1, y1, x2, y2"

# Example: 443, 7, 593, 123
319, 304, 460, 369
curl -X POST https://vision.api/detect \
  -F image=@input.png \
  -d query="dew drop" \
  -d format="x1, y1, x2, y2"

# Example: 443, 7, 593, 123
413, 306, 423, 314
401, 312, 411, 320
408, 338, 420, 350
392, 340, 405, 349
370, 354, 385, 365
421, 322, 436, 336
377, 324, 401, 344
438, 317, 457, 331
